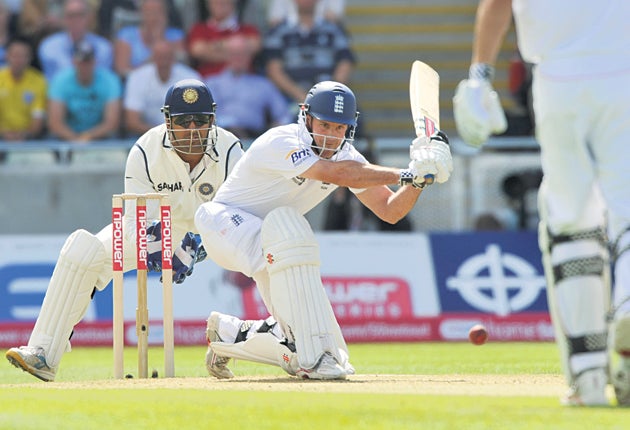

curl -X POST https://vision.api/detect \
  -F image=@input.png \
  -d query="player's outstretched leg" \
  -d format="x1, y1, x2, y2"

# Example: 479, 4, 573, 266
206, 311, 298, 378
5, 229, 106, 381
5, 346, 55, 382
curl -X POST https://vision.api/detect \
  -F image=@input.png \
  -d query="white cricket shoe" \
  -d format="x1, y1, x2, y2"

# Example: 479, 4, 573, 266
562, 367, 609, 406
5, 346, 57, 382
612, 357, 630, 407
612, 315, 630, 406
205, 312, 234, 379
296, 352, 347, 380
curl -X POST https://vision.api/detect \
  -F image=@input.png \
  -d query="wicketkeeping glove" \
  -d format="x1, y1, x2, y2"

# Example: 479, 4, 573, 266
453, 63, 507, 148
145, 222, 206, 284
146, 221, 163, 272
172, 232, 200, 284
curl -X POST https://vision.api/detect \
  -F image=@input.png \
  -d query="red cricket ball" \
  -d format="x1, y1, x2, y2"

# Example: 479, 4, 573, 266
468, 324, 488, 345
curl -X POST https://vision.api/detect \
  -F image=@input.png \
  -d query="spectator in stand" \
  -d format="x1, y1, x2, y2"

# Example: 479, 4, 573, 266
0, 37, 47, 140
97, 0, 183, 40
171, 0, 200, 33
47, 39, 122, 142
267, 0, 345, 28
18, 0, 65, 47
0, 0, 20, 66
113, 0, 186, 79
263, 0, 355, 104
204, 34, 292, 139
0, 3, 8, 66
2, 0, 21, 13
38, 0, 112, 81
187, 0, 260, 78
123, 39, 200, 136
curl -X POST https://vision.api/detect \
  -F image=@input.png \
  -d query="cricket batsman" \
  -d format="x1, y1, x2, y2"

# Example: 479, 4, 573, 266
195, 81, 453, 379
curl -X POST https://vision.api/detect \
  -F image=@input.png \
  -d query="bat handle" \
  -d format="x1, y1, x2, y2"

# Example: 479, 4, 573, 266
421, 125, 450, 186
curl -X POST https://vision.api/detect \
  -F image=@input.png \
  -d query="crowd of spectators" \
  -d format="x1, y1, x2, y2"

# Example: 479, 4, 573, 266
0, 0, 355, 144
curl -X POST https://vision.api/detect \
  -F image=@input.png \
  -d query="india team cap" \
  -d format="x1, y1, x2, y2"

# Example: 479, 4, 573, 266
162, 79, 216, 117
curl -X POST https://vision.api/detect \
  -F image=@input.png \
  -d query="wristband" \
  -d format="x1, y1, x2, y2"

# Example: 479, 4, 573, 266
399, 169, 426, 189
469, 63, 495, 81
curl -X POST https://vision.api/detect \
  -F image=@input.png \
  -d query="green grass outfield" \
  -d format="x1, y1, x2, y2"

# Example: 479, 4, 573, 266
1, 342, 628, 429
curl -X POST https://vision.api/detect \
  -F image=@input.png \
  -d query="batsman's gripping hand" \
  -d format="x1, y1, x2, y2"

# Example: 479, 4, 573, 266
452, 63, 507, 148
146, 222, 206, 284
400, 130, 452, 187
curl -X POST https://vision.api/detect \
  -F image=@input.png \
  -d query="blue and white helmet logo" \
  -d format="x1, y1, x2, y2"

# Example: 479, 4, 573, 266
334, 95, 344, 113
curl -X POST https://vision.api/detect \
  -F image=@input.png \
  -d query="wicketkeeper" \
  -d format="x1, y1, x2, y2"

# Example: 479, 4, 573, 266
5, 79, 244, 381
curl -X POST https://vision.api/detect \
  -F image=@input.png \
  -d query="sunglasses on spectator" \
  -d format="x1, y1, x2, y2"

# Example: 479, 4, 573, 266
172, 114, 212, 128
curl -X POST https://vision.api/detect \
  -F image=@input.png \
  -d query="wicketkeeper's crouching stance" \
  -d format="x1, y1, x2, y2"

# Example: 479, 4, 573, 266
5, 79, 244, 381
196, 80, 453, 380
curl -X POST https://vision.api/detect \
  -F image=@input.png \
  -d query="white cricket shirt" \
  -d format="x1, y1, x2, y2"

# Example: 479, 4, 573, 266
214, 122, 367, 218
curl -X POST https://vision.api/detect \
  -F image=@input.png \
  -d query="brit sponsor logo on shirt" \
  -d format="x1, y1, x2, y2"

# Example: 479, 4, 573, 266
286, 148, 311, 166
157, 182, 183, 192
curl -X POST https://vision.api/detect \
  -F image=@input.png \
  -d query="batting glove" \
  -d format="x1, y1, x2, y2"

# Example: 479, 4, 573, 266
401, 130, 452, 187
453, 63, 507, 148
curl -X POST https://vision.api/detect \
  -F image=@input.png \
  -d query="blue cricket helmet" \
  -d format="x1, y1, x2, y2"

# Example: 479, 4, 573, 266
301, 81, 359, 127
162, 79, 216, 118
300, 81, 360, 159
161, 79, 218, 155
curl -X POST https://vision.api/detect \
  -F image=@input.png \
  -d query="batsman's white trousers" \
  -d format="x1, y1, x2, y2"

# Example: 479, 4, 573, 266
195, 201, 272, 307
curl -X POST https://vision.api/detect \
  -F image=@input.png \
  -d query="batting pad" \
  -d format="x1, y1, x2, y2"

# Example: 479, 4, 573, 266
538, 184, 610, 383
210, 333, 299, 375
28, 230, 107, 367
262, 206, 349, 370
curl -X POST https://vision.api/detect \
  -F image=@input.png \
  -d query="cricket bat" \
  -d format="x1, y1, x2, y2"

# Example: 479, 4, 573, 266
409, 60, 440, 184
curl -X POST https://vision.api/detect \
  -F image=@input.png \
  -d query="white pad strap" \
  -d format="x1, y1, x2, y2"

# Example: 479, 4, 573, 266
262, 206, 348, 370
28, 230, 107, 367
210, 333, 299, 375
